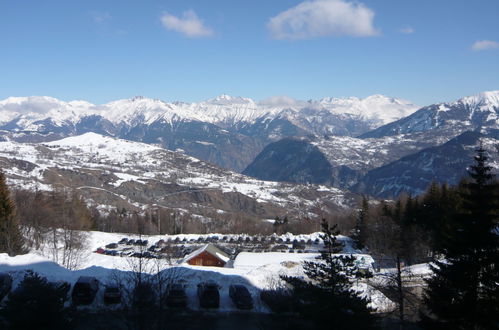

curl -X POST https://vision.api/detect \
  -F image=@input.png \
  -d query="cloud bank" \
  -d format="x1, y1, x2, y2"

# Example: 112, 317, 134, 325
161, 10, 214, 38
267, 0, 378, 40
471, 40, 499, 51
258, 96, 307, 108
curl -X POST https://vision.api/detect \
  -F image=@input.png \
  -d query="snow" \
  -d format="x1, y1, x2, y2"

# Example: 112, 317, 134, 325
111, 172, 147, 187
317, 94, 419, 124
0, 93, 421, 128
0, 230, 400, 312
458, 90, 499, 111
45, 132, 161, 153
0, 133, 352, 213
234, 252, 318, 269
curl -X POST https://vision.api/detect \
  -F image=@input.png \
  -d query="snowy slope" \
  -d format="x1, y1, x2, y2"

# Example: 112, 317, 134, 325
0, 230, 396, 312
0, 133, 354, 218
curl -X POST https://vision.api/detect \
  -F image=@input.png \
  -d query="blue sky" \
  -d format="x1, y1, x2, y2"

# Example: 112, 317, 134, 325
0, 0, 498, 106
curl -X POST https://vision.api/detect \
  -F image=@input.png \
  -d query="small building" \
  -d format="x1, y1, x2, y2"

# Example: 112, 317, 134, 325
181, 244, 230, 267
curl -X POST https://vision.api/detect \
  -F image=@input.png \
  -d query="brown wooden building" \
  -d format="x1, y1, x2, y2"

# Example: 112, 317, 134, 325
182, 244, 230, 267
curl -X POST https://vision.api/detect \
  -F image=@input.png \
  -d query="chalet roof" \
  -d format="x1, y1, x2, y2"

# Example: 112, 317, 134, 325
181, 243, 230, 264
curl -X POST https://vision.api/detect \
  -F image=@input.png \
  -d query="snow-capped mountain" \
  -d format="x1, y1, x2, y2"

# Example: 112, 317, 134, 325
0, 132, 355, 219
243, 91, 499, 197
244, 129, 499, 198
354, 130, 499, 197
0, 93, 417, 128
361, 91, 499, 138
316, 94, 417, 125
0, 94, 417, 170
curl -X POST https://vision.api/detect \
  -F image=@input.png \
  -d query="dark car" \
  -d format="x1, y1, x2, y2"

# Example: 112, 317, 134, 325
0, 272, 13, 301
72, 276, 99, 305
118, 238, 128, 244
229, 285, 253, 310
197, 282, 220, 308
105, 243, 118, 249
103, 286, 121, 304
164, 284, 188, 308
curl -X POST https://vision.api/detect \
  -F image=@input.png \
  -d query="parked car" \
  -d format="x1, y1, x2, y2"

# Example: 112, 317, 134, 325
229, 285, 253, 310
103, 286, 121, 304
142, 251, 157, 259
72, 276, 99, 305
118, 238, 128, 244
197, 282, 220, 308
104, 250, 118, 256
105, 243, 118, 249
95, 248, 105, 254
0, 272, 13, 301
164, 284, 188, 308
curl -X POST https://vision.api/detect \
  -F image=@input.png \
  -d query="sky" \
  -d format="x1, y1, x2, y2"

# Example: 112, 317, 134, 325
0, 0, 498, 106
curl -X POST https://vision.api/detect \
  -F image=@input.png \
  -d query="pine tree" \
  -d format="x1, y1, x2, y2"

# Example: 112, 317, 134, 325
282, 219, 377, 329
0, 170, 24, 256
421, 144, 499, 329
2, 271, 68, 329
353, 196, 369, 250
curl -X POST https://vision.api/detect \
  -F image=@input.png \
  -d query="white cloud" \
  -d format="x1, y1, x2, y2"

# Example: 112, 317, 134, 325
90, 11, 112, 24
267, 0, 378, 40
161, 10, 214, 38
471, 40, 499, 51
258, 96, 307, 108
400, 27, 414, 34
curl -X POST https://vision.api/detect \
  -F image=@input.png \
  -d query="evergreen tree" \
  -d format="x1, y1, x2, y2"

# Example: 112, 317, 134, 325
421, 144, 499, 329
282, 219, 377, 330
353, 196, 369, 250
2, 271, 68, 330
273, 215, 289, 234
0, 171, 24, 256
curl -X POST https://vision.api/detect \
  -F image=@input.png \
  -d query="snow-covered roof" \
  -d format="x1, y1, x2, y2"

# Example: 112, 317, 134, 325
181, 244, 230, 264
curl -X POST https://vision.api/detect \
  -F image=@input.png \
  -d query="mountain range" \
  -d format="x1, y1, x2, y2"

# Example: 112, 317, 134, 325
0, 94, 417, 171
0, 91, 498, 209
244, 91, 499, 197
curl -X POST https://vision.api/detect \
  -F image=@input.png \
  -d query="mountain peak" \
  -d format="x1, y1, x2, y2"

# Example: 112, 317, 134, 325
207, 94, 254, 105
316, 94, 419, 124
458, 90, 499, 109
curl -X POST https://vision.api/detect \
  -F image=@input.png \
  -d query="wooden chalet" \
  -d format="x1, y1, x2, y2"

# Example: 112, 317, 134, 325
181, 244, 230, 267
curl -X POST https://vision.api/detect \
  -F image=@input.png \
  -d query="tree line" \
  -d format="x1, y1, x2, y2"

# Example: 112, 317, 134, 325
265, 144, 498, 329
